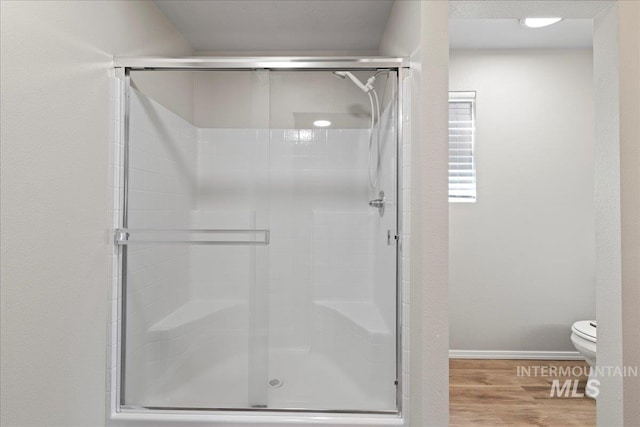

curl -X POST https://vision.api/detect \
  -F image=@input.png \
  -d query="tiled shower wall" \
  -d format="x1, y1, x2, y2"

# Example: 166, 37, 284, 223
191, 101, 399, 406
195, 127, 383, 349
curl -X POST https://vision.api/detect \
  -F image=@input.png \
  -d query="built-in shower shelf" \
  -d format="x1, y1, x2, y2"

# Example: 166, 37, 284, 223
149, 299, 242, 333
314, 301, 390, 335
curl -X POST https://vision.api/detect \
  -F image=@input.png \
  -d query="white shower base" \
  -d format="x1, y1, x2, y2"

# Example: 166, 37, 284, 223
145, 348, 390, 411
126, 299, 395, 412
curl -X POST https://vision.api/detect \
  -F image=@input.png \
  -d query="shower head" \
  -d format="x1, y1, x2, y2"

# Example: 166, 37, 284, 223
332, 71, 381, 191
333, 71, 375, 93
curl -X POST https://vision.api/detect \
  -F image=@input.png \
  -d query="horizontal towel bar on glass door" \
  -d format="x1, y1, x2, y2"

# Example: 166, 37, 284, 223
114, 228, 270, 246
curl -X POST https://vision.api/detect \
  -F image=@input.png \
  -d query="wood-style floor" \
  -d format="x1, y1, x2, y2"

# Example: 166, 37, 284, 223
450, 359, 596, 426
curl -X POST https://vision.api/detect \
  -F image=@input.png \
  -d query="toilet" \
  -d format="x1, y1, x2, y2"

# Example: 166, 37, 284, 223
570, 320, 597, 398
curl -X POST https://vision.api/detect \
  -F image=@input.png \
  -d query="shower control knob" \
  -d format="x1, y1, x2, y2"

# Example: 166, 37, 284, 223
369, 191, 386, 216
369, 198, 385, 208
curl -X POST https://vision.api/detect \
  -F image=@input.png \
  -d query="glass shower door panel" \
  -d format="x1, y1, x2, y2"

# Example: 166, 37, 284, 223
265, 71, 398, 411
122, 70, 270, 409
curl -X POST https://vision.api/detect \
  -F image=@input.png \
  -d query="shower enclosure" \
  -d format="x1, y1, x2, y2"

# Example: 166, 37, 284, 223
113, 58, 406, 416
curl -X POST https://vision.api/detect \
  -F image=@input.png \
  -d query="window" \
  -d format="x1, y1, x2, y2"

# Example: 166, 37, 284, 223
449, 91, 476, 202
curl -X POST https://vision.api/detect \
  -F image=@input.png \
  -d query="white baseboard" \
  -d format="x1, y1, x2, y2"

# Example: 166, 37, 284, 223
449, 350, 584, 360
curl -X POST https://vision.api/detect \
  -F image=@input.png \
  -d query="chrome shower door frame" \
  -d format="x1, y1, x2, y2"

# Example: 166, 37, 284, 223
112, 57, 409, 418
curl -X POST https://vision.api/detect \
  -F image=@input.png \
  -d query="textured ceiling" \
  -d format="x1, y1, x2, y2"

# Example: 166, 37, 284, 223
449, 0, 611, 19
449, 0, 607, 49
154, 0, 599, 53
154, 0, 395, 53
450, 19, 593, 49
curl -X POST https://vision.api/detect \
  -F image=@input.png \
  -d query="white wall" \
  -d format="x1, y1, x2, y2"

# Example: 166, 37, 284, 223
593, 5, 624, 424
449, 49, 596, 352
380, 1, 450, 425
619, 2, 640, 425
0, 1, 192, 426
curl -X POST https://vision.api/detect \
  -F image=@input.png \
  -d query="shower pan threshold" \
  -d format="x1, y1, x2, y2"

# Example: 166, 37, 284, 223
123, 349, 396, 412
113, 349, 401, 426
111, 410, 403, 427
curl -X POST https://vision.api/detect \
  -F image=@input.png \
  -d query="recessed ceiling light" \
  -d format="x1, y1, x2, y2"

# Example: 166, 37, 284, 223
313, 120, 331, 127
520, 17, 563, 29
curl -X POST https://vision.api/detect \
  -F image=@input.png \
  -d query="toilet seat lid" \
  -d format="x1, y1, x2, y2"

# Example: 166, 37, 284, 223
572, 320, 597, 342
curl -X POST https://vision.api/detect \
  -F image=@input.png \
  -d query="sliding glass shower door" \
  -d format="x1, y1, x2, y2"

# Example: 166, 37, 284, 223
265, 70, 398, 411
118, 66, 398, 413
121, 69, 271, 409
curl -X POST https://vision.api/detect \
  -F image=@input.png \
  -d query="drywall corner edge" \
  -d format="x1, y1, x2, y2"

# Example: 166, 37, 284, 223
593, 2, 624, 425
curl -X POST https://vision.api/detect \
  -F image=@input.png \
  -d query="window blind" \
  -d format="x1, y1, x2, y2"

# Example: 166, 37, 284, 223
449, 92, 476, 202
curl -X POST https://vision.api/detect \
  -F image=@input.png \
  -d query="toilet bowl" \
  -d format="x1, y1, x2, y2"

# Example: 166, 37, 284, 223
571, 320, 597, 398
